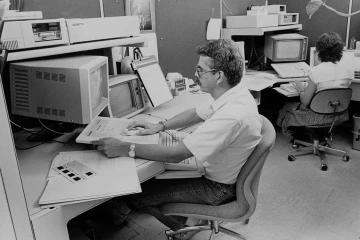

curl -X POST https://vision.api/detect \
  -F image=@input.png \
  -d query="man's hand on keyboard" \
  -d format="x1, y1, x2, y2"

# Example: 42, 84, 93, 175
127, 121, 163, 136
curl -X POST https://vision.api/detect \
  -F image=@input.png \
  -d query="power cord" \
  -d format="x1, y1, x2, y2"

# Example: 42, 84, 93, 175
10, 119, 71, 150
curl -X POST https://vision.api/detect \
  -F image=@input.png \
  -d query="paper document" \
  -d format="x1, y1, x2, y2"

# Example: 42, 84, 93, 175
76, 116, 159, 144
155, 131, 205, 179
241, 75, 275, 91
40, 150, 141, 206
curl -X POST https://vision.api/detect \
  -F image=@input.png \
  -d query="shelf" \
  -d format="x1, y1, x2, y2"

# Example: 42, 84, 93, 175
7, 36, 147, 61
222, 24, 302, 38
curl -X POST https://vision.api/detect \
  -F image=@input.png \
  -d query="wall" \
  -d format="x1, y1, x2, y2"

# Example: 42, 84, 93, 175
22, 0, 101, 18
154, 0, 264, 78
269, 0, 349, 62
21, 0, 356, 77
349, 0, 360, 46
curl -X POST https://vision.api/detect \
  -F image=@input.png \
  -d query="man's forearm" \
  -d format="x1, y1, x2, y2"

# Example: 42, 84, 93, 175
135, 144, 187, 163
160, 108, 203, 130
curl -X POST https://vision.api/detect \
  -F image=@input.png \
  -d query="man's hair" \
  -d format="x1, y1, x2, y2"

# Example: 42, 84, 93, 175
196, 39, 244, 87
316, 32, 344, 63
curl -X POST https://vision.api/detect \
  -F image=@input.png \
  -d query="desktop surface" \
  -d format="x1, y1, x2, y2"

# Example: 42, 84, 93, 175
15, 90, 209, 218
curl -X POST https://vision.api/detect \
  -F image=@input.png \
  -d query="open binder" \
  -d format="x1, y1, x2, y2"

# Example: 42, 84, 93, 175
131, 55, 173, 107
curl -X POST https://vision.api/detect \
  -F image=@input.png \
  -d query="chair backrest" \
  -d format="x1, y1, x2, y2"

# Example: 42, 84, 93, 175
310, 88, 352, 114
159, 115, 276, 222
234, 115, 276, 221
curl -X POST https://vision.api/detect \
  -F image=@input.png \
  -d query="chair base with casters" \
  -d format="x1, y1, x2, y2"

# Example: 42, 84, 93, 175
287, 88, 352, 171
288, 128, 350, 171
164, 219, 250, 240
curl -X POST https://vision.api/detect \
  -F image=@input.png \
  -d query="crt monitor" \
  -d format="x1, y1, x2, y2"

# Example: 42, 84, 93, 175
264, 33, 308, 62
9, 55, 109, 124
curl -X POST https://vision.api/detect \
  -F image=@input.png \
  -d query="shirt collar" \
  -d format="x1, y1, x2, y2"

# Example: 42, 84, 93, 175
211, 84, 243, 111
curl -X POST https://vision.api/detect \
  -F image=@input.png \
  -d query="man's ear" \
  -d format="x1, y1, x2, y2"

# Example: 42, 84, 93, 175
216, 71, 225, 84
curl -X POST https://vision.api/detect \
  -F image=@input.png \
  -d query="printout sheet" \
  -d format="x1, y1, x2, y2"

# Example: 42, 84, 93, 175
137, 63, 173, 107
76, 117, 159, 144
40, 150, 141, 206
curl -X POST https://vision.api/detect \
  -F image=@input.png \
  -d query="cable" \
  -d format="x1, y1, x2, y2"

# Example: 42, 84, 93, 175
247, 37, 263, 70
10, 119, 41, 133
133, 47, 143, 60
16, 141, 46, 150
248, 55, 264, 70
38, 119, 68, 135
221, 0, 233, 15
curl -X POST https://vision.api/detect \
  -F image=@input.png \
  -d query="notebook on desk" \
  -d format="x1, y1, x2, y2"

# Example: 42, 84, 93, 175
272, 62, 310, 78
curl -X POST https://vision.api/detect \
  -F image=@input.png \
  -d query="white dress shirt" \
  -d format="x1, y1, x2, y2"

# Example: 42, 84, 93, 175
183, 84, 262, 184
309, 61, 352, 92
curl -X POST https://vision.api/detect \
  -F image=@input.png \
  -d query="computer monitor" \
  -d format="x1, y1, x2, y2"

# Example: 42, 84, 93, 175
9, 55, 109, 124
264, 33, 308, 62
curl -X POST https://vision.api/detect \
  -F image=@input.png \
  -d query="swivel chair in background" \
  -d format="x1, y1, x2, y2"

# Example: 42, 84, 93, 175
288, 88, 352, 171
159, 115, 276, 240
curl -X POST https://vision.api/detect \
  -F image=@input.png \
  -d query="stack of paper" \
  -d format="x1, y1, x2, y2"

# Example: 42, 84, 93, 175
39, 150, 141, 208
155, 131, 205, 179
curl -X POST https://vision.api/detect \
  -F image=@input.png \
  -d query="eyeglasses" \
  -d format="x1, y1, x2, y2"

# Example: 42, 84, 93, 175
196, 68, 217, 78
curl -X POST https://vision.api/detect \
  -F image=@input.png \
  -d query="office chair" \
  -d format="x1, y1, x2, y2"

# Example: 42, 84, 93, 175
159, 115, 276, 240
288, 88, 352, 171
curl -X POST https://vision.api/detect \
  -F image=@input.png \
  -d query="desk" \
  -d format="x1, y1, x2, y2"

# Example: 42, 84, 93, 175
247, 69, 360, 102
13, 90, 210, 240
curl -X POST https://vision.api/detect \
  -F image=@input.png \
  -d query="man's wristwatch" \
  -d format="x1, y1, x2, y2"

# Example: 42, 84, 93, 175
129, 143, 136, 158
159, 121, 166, 131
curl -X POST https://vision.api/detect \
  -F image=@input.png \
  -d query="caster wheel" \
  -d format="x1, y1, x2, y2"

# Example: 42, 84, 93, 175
321, 164, 328, 171
343, 155, 350, 162
245, 219, 250, 224
288, 155, 296, 162
292, 144, 299, 149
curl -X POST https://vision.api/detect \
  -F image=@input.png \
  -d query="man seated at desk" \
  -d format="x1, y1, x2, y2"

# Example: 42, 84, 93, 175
93, 39, 262, 240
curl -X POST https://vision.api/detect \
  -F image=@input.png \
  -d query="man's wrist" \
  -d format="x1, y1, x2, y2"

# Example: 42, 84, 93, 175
159, 121, 166, 131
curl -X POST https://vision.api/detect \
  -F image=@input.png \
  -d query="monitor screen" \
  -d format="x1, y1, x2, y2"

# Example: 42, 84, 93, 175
276, 40, 301, 59
90, 66, 105, 111
110, 81, 133, 117
108, 74, 145, 119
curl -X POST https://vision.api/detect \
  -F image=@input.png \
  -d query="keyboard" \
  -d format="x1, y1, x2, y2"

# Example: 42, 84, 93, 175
280, 81, 308, 93
159, 131, 199, 171
272, 62, 310, 78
